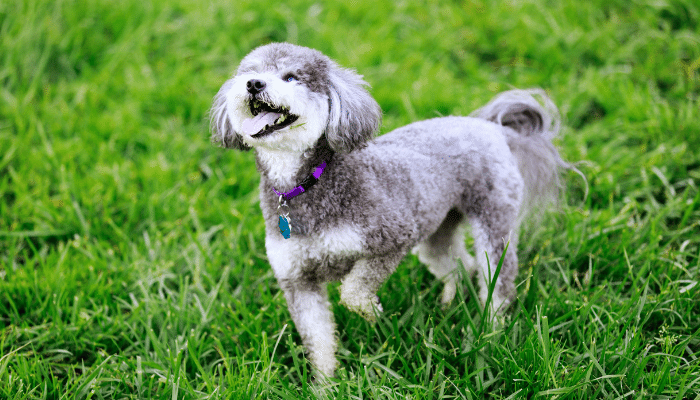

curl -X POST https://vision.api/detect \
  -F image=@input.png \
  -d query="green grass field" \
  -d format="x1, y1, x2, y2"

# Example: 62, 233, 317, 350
1, 0, 699, 398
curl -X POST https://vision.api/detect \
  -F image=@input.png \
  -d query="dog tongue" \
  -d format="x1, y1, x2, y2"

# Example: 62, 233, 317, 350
242, 111, 282, 136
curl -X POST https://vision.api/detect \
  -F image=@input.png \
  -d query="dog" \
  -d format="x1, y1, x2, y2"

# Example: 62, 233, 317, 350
210, 42, 572, 378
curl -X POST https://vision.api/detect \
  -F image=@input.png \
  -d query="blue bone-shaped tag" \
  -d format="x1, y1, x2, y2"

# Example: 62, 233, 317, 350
278, 215, 291, 239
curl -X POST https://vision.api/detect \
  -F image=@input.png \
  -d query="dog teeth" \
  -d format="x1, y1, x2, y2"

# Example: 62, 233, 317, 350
250, 98, 291, 120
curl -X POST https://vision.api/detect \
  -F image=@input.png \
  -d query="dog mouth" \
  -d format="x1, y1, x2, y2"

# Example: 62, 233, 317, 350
242, 98, 299, 138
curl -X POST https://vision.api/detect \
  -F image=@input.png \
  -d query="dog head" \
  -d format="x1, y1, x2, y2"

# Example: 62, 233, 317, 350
210, 43, 381, 153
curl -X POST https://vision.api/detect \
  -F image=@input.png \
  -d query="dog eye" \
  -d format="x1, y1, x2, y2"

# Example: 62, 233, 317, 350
283, 74, 297, 82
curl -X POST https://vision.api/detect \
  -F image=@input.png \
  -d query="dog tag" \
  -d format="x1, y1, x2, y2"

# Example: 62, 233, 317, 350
278, 215, 291, 239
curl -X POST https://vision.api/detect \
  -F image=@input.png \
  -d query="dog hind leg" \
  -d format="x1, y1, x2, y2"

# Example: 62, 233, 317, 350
412, 208, 476, 305
469, 217, 519, 315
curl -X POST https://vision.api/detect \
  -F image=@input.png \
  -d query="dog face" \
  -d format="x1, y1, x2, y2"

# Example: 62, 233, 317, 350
211, 43, 381, 153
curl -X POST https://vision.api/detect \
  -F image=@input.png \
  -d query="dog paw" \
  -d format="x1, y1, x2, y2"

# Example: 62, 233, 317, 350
440, 280, 457, 306
339, 293, 383, 322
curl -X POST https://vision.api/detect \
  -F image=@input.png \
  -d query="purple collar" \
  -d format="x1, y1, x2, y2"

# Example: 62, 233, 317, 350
272, 161, 327, 201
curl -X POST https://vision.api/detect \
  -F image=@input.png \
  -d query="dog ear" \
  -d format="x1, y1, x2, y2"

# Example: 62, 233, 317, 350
210, 80, 251, 151
326, 65, 381, 153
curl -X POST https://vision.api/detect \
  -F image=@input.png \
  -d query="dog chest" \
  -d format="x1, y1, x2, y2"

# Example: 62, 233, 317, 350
264, 224, 365, 281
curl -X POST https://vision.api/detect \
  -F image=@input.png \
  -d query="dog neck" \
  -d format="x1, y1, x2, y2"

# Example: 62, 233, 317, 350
255, 136, 335, 193
255, 148, 304, 189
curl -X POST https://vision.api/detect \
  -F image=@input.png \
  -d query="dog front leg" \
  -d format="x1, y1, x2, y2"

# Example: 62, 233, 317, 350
280, 280, 338, 378
339, 255, 403, 322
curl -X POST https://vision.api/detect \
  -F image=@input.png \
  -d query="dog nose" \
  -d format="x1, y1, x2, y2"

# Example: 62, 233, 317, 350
246, 79, 266, 94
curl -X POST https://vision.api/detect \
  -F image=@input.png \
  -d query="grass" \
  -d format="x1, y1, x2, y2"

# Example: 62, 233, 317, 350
1, 0, 699, 398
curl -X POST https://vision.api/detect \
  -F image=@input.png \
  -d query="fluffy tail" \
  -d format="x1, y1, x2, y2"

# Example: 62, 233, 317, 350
471, 89, 583, 220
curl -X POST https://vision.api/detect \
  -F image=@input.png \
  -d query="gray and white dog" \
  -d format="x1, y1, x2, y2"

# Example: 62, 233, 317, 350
211, 43, 570, 378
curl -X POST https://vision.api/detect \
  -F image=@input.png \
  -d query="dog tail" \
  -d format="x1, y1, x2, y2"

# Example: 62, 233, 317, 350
471, 89, 584, 220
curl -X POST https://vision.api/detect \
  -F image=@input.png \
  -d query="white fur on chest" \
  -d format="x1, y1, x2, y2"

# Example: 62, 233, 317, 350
265, 225, 365, 280
256, 149, 305, 189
